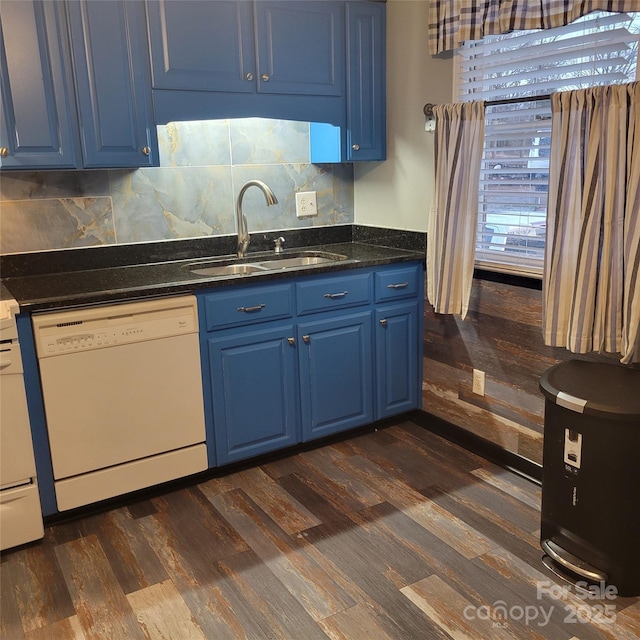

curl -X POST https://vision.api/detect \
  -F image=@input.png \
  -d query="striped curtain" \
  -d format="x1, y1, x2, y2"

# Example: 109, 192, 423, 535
428, 1, 640, 55
543, 82, 640, 364
427, 101, 485, 319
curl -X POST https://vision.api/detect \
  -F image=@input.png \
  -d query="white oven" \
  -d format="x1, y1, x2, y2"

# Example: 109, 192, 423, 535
0, 298, 44, 550
31, 295, 207, 511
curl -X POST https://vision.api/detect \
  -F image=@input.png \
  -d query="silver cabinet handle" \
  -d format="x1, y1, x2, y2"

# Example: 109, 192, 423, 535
245, 72, 254, 81
352, 144, 360, 151
287, 337, 295, 345
237, 304, 266, 313
323, 291, 348, 299
0, 147, 9, 157
261, 73, 270, 82
379, 319, 387, 327
302, 335, 310, 344
387, 282, 409, 289
141, 146, 151, 156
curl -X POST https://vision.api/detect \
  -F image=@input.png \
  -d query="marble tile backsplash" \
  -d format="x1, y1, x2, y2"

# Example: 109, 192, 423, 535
0, 118, 354, 255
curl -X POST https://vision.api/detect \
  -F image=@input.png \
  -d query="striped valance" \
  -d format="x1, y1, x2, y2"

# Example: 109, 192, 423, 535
428, 0, 640, 55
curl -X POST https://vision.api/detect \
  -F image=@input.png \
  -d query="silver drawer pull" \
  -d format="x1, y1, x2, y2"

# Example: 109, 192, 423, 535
379, 319, 387, 327
323, 291, 348, 299
387, 282, 409, 289
237, 304, 266, 313
287, 337, 295, 345
303, 335, 310, 343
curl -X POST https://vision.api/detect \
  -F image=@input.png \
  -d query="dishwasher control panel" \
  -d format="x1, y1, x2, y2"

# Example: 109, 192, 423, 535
41, 329, 144, 355
32, 296, 199, 357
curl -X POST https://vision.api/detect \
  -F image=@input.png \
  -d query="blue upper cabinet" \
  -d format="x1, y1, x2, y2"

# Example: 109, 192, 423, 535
1, 0, 384, 169
147, 0, 384, 162
66, 0, 158, 168
0, 0, 158, 170
254, 1, 343, 96
310, 1, 386, 162
345, 0, 386, 161
147, 0, 256, 93
0, 1, 79, 169
147, 0, 343, 97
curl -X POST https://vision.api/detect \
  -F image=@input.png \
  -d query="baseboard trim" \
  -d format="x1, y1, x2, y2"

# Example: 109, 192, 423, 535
411, 410, 542, 485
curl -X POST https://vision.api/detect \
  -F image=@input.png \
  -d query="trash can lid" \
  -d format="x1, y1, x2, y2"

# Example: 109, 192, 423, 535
539, 360, 640, 419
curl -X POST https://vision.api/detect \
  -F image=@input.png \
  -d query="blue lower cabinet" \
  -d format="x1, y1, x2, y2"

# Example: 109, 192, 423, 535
375, 302, 419, 419
198, 261, 423, 467
206, 325, 299, 465
298, 311, 373, 441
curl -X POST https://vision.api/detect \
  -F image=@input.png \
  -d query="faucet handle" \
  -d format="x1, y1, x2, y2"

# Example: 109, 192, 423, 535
274, 236, 285, 254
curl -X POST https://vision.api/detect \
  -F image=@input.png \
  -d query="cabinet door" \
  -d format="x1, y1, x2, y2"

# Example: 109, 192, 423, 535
67, 0, 158, 168
375, 303, 419, 419
0, 0, 78, 169
207, 325, 299, 465
147, 0, 255, 93
254, 1, 344, 96
346, 1, 385, 160
298, 311, 373, 441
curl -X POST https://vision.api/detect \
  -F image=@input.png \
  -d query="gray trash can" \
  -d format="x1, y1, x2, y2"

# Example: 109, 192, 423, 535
539, 360, 640, 596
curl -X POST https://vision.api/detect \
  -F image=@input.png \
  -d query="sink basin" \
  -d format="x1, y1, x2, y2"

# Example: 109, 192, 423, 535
188, 263, 267, 277
185, 250, 349, 277
258, 255, 340, 269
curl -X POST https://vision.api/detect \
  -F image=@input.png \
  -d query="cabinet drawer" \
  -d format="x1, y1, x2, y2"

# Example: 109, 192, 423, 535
203, 283, 293, 331
0, 483, 44, 551
296, 272, 371, 315
374, 264, 422, 303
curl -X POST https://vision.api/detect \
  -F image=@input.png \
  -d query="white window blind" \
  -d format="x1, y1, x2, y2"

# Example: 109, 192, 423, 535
456, 11, 640, 278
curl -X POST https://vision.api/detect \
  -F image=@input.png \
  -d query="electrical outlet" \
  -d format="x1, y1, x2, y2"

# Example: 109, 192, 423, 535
472, 369, 486, 396
295, 191, 317, 218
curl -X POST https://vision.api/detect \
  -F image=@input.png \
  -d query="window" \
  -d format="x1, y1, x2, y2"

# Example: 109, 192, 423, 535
456, 11, 640, 277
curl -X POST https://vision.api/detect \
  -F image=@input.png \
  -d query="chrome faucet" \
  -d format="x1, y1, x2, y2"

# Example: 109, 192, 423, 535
274, 236, 285, 253
236, 180, 278, 258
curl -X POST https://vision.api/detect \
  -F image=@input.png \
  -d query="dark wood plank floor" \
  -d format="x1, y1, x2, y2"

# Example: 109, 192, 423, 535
2, 421, 638, 639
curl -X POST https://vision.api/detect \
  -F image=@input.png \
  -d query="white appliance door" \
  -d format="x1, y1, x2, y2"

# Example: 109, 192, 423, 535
0, 342, 37, 484
0, 484, 44, 550
38, 333, 206, 479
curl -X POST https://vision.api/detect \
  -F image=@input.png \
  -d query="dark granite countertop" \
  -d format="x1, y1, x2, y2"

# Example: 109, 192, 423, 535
2, 241, 425, 312
0, 282, 14, 302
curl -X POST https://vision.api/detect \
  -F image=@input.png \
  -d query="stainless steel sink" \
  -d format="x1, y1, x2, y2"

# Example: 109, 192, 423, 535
185, 250, 349, 277
188, 263, 267, 277
258, 255, 341, 269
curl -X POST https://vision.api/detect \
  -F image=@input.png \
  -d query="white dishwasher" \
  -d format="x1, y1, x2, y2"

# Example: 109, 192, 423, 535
32, 295, 207, 511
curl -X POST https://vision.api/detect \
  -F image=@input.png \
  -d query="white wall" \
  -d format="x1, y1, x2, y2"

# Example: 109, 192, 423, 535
354, 0, 453, 232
